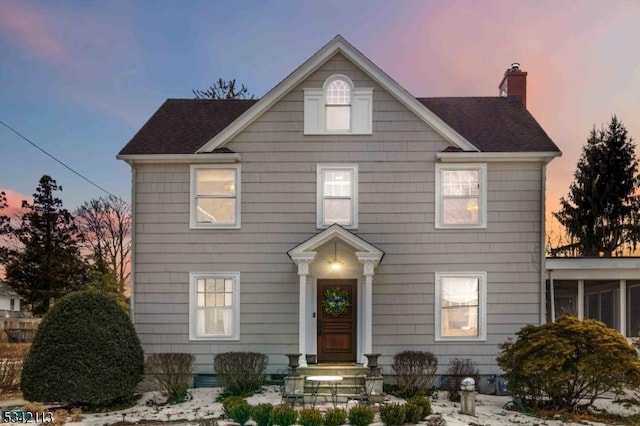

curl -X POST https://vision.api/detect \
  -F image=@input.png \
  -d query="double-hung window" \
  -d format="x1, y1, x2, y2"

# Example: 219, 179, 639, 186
325, 78, 351, 131
190, 164, 240, 229
189, 272, 240, 340
435, 272, 486, 341
435, 163, 487, 228
317, 164, 358, 228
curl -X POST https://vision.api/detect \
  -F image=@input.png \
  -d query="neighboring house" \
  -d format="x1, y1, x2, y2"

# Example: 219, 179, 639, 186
118, 35, 562, 375
0, 281, 20, 315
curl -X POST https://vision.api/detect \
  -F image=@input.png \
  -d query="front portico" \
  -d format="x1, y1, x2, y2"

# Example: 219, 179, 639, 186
288, 225, 384, 367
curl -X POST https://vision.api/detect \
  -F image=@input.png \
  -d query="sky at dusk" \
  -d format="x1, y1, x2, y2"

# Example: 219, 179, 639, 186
1, 0, 639, 235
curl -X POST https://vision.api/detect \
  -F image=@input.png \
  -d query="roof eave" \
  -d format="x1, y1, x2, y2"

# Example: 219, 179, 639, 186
116, 153, 241, 165
437, 151, 561, 163
196, 35, 480, 154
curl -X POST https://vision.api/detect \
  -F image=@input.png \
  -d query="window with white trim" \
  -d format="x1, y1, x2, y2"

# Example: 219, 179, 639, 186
189, 272, 240, 340
190, 164, 240, 229
304, 75, 372, 135
317, 164, 358, 228
435, 163, 487, 228
435, 272, 486, 341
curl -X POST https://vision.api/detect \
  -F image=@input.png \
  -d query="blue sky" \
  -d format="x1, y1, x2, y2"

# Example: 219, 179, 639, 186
1, 0, 639, 233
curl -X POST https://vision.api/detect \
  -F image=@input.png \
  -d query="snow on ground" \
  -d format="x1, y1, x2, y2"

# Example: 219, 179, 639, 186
67, 386, 640, 426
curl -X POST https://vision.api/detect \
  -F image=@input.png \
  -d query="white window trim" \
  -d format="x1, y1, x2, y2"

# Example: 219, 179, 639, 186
189, 272, 240, 341
317, 164, 358, 229
304, 74, 373, 135
435, 272, 487, 342
190, 164, 241, 229
435, 163, 487, 229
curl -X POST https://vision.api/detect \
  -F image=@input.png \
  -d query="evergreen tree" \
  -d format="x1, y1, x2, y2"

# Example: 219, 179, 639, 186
193, 78, 255, 100
553, 116, 640, 256
4, 176, 89, 315
0, 191, 11, 264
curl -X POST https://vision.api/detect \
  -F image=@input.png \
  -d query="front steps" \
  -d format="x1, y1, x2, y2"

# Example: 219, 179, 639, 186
284, 364, 379, 405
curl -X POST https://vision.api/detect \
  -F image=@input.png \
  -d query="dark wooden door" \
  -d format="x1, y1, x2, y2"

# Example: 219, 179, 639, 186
317, 279, 357, 362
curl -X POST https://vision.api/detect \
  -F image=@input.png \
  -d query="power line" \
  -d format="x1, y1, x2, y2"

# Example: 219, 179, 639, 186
0, 118, 128, 205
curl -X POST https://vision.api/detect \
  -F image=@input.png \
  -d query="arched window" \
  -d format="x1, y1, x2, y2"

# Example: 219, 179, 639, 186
325, 77, 352, 131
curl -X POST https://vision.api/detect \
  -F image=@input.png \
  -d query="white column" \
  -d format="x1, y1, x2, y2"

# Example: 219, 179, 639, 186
577, 280, 584, 320
358, 257, 377, 366
620, 280, 627, 336
291, 253, 316, 368
298, 271, 308, 367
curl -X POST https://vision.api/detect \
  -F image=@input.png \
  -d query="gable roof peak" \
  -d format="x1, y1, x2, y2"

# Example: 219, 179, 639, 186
196, 35, 479, 153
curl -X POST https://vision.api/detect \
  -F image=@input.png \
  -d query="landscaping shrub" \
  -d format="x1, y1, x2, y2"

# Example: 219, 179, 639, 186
270, 404, 297, 426
223, 396, 246, 414
224, 398, 252, 425
446, 357, 479, 402
404, 403, 423, 424
322, 407, 346, 426
251, 403, 273, 426
392, 350, 438, 397
214, 352, 268, 397
21, 290, 144, 407
0, 342, 30, 391
497, 315, 640, 411
407, 396, 432, 419
347, 404, 374, 426
145, 353, 194, 403
298, 408, 323, 426
379, 403, 406, 426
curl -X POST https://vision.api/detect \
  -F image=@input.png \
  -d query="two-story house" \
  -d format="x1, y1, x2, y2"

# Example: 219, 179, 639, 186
117, 35, 561, 377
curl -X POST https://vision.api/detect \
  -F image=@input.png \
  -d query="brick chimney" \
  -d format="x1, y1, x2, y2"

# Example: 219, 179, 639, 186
499, 63, 527, 108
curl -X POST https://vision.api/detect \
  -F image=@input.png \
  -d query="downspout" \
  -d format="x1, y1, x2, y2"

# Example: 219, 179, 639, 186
549, 270, 555, 322
129, 163, 136, 321
540, 162, 547, 325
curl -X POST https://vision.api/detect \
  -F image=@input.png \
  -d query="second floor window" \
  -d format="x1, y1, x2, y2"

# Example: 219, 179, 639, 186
190, 164, 241, 229
317, 164, 358, 229
435, 163, 487, 228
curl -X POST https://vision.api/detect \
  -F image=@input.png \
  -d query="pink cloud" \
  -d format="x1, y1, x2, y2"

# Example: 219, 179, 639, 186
1, 189, 31, 220
0, 0, 66, 62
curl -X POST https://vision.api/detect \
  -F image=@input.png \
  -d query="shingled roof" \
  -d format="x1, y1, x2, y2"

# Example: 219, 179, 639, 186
418, 97, 559, 152
118, 96, 559, 155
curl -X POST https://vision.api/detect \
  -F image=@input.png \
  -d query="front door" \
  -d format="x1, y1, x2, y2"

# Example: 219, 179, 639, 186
317, 279, 357, 362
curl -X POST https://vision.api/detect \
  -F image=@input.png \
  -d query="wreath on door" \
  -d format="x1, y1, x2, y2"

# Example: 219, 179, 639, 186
322, 287, 351, 316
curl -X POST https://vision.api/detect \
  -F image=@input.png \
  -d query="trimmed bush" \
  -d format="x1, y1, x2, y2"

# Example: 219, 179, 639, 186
497, 316, 640, 411
379, 403, 406, 426
214, 352, 268, 397
323, 407, 346, 426
21, 291, 144, 407
347, 404, 374, 426
392, 350, 438, 397
407, 396, 431, 419
446, 358, 479, 402
251, 403, 273, 426
404, 403, 423, 424
298, 408, 323, 426
225, 398, 252, 425
270, 404, 297, 426
0, 342, 30, 391
145, 353, 194, 403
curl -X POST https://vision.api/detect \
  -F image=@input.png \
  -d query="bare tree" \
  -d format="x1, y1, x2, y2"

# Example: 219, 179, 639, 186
75, 195, 131, 289
193, 78, 255, 100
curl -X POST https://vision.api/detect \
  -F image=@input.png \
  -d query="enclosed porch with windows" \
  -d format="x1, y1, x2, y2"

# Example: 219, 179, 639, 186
545, 257, 640, 338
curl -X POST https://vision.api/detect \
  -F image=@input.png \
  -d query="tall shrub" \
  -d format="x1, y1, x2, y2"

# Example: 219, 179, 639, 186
214, 352, 268, 396
21, 291, 144, 406
497, 316, 640, 411
392, 350, 438, 397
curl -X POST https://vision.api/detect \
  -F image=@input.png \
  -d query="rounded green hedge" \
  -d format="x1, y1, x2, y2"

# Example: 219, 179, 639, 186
21, 291, 144, 407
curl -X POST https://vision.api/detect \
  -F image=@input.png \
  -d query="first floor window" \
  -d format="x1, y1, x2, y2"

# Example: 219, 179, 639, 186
189, 272, 240, 340
190, 164, 241, 229
435, 272, 486, 341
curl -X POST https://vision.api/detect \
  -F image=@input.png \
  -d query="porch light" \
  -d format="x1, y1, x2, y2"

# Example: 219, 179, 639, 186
328, 240, 343, 271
